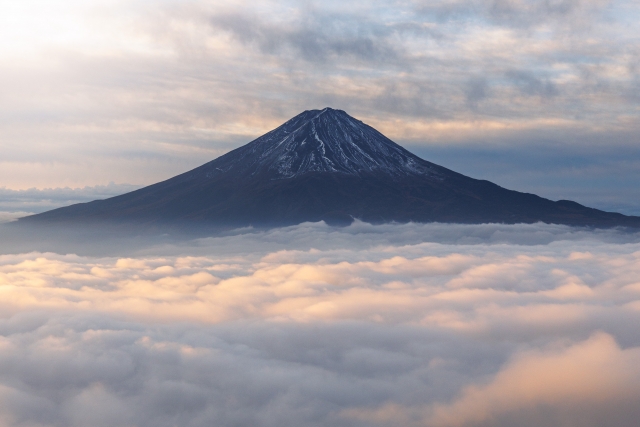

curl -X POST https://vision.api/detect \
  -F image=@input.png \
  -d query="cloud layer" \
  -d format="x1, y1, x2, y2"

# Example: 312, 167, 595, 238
1, 222, 640, 426
0, 183, 141, 219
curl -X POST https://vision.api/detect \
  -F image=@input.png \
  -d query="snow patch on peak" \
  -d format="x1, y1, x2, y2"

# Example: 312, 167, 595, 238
198, 108, 442, 181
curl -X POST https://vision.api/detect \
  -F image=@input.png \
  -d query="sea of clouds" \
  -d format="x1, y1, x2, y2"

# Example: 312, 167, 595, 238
1, 221, 640, 426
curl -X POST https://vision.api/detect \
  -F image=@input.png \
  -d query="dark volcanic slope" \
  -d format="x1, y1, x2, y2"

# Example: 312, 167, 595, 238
21, 108, 640, 228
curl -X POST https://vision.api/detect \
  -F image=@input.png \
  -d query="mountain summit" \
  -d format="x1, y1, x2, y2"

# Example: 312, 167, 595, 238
209, 107, 436, 179
20, 108, 640, 228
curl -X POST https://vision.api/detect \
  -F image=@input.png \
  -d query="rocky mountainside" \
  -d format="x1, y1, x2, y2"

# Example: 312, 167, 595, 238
20, 108, 640, 229
198, 107, 437, 178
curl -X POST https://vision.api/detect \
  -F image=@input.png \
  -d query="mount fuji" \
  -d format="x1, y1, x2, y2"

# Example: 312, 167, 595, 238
20, 108, 640, 228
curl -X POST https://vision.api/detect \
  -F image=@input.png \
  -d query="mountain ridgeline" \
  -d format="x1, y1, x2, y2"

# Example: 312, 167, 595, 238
21, 108, 640, 228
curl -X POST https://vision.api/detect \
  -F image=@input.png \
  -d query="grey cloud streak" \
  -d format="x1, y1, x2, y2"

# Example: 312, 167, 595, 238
414, 0, 612, 28
1, 222, 640, 426
505, 70, 559, 98
210, 10, 403, 64
0, 183, 141, 217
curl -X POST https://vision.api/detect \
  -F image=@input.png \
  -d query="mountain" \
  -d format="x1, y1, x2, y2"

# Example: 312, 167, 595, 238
19, 108, 640, 228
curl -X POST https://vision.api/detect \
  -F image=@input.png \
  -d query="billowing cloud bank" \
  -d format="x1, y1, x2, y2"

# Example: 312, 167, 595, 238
1, 222, 640, 426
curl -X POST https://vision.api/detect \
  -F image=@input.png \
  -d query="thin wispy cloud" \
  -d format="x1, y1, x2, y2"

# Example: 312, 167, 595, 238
0, 183, 141, 217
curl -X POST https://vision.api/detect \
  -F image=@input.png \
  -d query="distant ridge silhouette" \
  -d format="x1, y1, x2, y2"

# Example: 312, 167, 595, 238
20, 108, 640, 228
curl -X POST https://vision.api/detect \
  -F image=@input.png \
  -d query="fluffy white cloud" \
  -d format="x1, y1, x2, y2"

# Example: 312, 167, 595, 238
0, 222, 639, 426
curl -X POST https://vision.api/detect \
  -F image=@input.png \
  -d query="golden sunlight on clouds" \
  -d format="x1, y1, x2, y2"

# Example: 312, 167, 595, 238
342, 332, 640, 427
368, 116, 585, 144
1, 234, 640, 328
0, 223, 640, 426
428, 332, 640, 426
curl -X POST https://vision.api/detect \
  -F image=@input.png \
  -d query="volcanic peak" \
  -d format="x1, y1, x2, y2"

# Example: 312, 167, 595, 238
195, 108, 439, 181
18, 107, 640, 229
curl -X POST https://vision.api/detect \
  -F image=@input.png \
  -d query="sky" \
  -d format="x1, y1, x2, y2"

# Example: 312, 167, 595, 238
1, 0, 639, 216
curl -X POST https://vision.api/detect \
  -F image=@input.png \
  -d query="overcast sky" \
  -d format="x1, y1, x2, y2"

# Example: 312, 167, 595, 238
1, 0, 639, 213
